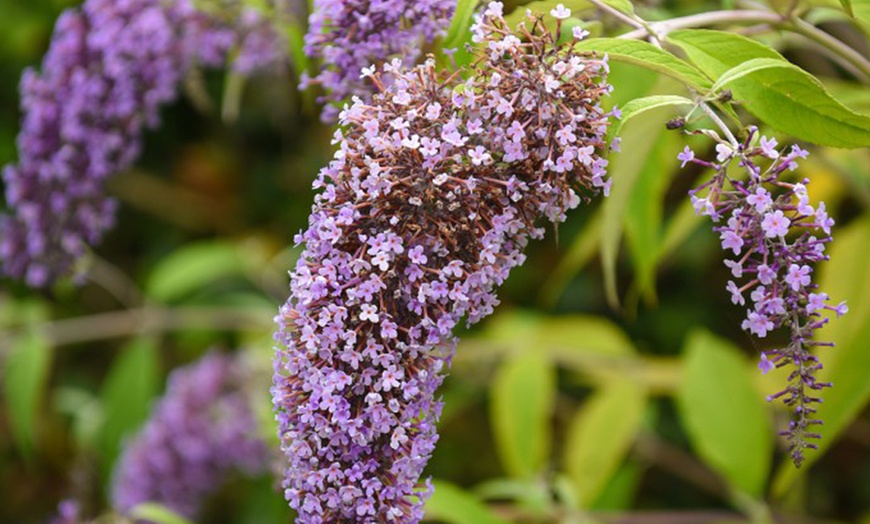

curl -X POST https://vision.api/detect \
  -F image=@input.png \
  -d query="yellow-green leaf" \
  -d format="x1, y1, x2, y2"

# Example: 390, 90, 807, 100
678, 330, 772, 496
669, 29, 870, 148
490, 352, 556, 478
3, 330, 51, 456
425, 480, 509, 524
564, 379, 646, 506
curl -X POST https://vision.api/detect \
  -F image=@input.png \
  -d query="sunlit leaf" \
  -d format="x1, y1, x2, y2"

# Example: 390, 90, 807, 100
440, 0, 478, 68
146, 241, 248, 303
708, 57, 795, 93
444, 0, 477, 49
425, 480, 509, 524
564, 379, 646, 506
606, 95, 694, 142
668, 29, 870, 148
3, 330, 51, 457
590, 460, 643, 510
601, 102, 669, 307
678, 330, 772, 496
490, 351, 556, 478
98, 338, 160, 473
597, 0, 635, 16
129, 503, 194, 524
624, 128, 683, 300
574, 38, 712, 90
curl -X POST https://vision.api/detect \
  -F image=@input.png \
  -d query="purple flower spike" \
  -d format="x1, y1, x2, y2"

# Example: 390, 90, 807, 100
302, 0, 454, 122
688, 132, 846, 467
112, 352, 269, 520
273, 5, 613, 521
1, 0, 284, 287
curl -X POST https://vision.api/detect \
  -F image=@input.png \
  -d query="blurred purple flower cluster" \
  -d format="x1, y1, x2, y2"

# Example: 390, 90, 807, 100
684, 128, 847, 466
1, 0, 283, 287
302, 0, 453, 122
272, 3, 614, 521
112, 351, 268, 519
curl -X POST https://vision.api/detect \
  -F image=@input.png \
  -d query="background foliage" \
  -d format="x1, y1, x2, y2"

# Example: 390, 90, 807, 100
1, 0, 869, 522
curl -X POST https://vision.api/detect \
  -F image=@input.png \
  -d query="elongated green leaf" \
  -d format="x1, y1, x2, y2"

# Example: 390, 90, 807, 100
440, 0, 478, 68
624, 130, 683, 300
847, 0, 870, 27
678, 330, 772, 496
668, 29, 870, 148
3, 331, 51, 456
590, 460, 643, 510
564, 379, 646, 506
490, 352, 556, 478
99, 338, 160, 473
708, 57, 794, 93
539, 209, 602, 307
773, 218, 870, 495
598, 0, 635, 15
444, 0, 477, 48
601, 101, 667, 308
425, 480, 509, 524
574, 38, 712, 90
840, 0, 854, 16
146, 241, 247, 303
607, 95, 694, 141
129, 503, 194, 524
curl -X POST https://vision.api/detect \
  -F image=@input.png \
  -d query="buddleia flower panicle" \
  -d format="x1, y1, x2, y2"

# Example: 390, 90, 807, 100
683, 128, 847, 467
1, 0, 284, 288
301, 0, 454, 122
112, 351, 269, 519
272, 3, 615, 522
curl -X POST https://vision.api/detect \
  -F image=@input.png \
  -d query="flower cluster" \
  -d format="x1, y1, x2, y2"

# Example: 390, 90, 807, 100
0, 0, 283, 287
301, 0, 453, 122
112, 351, 269, 519
684, 129, 847, 466
273, 4, 613, 522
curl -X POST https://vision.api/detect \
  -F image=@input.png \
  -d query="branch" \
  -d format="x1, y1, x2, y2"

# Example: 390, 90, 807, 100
1, 306, 273, 354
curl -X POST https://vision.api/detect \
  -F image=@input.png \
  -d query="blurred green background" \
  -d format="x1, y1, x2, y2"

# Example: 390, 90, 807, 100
1, 0, 869, 522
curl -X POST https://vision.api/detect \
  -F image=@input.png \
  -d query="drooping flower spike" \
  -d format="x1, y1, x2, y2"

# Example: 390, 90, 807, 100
301, 0, 454, 122
273, 3, 614, 522
0, 0, 284, 287
112, 351, 269, 520
684, 129, 847, 467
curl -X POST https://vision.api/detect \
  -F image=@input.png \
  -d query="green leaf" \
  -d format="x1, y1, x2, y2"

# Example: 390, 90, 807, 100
444, 0, 477, 49
441, 0, 478, 68
840, 0, 854, 16
98, 338, 160, 474
607, 95, 694, 142
283, 20, 310, 77
563, 379, 646, 506
668, 29, 870, 148
678, 330, 772, 496
854, 0, 870, 28
573, 38, 712, 90
146, 241, 248, 303
490, 351, 556, 478
129, 503, 194, 524
539, 209, 602, 307
3, 331, 51, 456
773, 217, 870, 495
708, 57, 794, 94
425, 480, 509, 524
590, 460, 643, 510
624, 130, 683, 300
601, 98, 669, 308
597, 0, 635, 15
